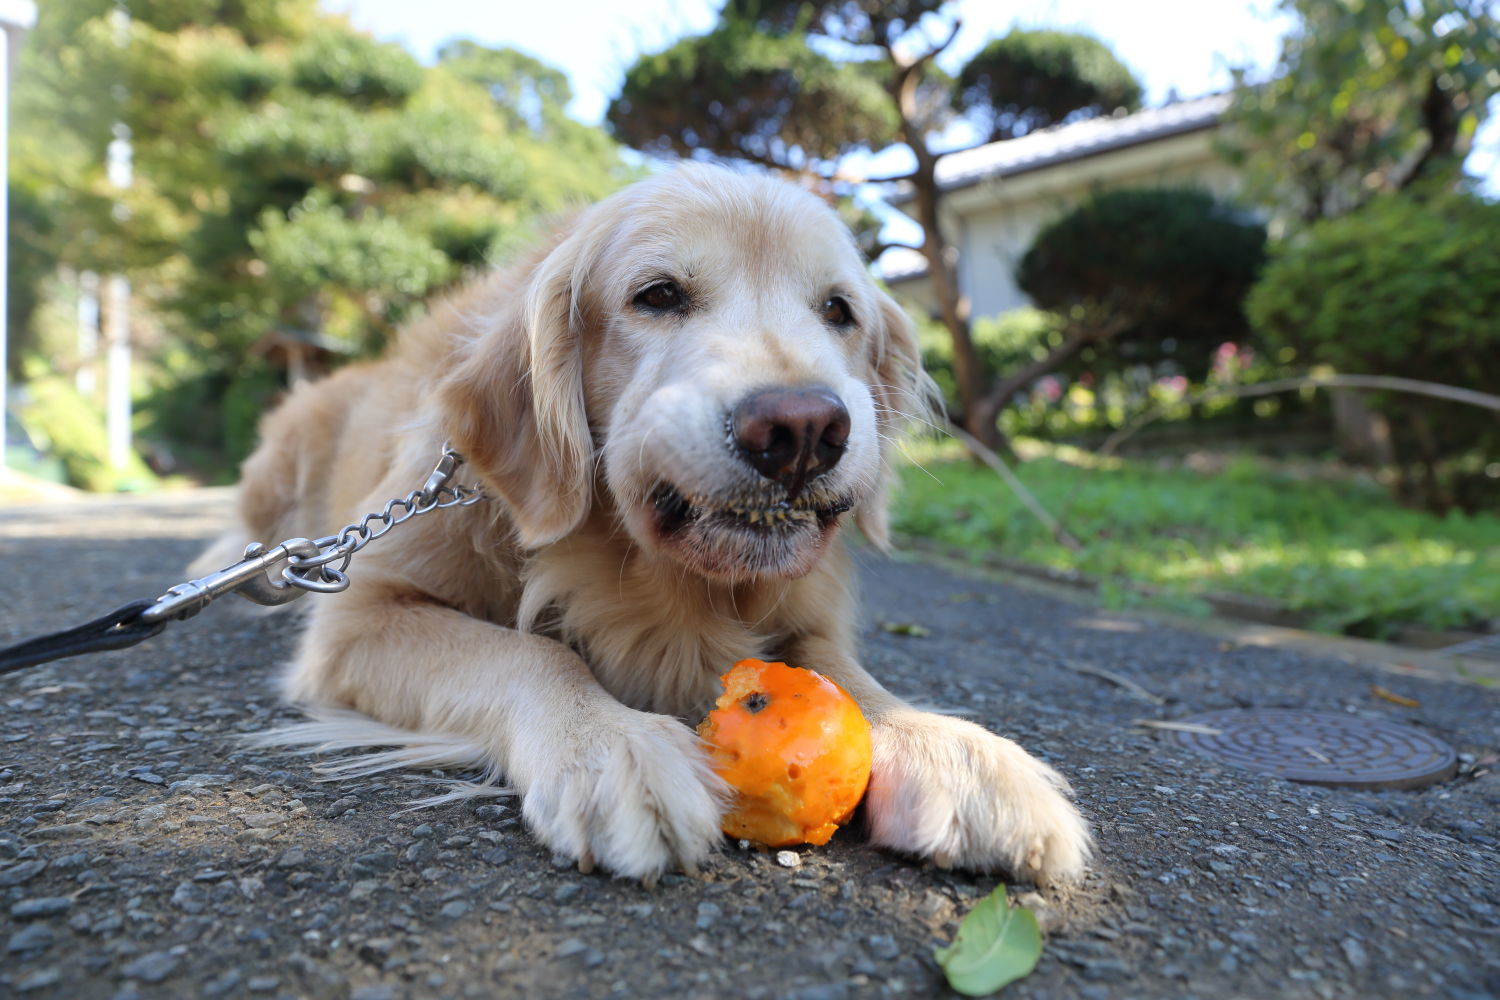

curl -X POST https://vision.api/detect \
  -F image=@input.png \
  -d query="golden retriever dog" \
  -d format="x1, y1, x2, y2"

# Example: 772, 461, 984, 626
210, 164, 1091, 885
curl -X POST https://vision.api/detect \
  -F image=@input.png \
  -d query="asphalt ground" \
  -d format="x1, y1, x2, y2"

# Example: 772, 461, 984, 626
1, 490, 1497, 999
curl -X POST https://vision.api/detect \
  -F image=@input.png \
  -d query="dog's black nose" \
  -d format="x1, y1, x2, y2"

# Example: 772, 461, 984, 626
731, 386, 850, 498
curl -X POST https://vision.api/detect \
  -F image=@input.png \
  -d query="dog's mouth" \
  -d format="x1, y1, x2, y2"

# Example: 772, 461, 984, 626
649, 482, 854, 539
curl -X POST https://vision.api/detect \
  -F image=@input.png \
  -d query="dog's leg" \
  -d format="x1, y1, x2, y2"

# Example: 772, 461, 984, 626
287, 588, 727, 882
786, 635, 1092, 886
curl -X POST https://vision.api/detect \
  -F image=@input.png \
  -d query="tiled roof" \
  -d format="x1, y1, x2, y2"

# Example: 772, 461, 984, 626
932, 93, 1230, 191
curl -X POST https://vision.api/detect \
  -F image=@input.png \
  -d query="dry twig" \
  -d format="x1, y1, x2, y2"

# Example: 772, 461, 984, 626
946, 424, 1084, 552
1058, 660, 1165, 705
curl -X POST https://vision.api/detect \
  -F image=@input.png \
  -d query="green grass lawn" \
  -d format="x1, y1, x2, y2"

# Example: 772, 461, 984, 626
889, 443, 1499, 638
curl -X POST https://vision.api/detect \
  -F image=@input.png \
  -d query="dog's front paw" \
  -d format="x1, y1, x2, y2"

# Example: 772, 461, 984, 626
517, 710, 727, 882
865, 711, 1092, 885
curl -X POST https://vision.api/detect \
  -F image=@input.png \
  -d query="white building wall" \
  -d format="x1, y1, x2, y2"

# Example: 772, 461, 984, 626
956, 200, 1057, 318
889, 128, 1250, 321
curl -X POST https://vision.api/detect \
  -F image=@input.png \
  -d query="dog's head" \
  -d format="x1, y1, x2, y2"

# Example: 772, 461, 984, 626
443, 164, 930, 582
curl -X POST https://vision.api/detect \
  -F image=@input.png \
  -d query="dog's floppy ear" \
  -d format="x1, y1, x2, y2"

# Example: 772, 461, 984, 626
856, 290, 935, 549
440, 232, 595, 548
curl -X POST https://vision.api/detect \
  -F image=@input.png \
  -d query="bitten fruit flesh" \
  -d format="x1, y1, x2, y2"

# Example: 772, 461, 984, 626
697, 658, 873, 847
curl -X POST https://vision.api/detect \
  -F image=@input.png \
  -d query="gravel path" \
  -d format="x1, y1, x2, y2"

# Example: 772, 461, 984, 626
1, 491, 1496, 999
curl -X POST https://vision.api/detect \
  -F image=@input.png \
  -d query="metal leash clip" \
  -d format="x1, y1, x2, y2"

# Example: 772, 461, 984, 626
136, 443, 484, 626
137, 538, 322, 625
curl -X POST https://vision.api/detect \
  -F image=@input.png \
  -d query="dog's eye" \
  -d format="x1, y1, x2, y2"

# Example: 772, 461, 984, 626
634, 281, 686, 313
821, 295, 855, 329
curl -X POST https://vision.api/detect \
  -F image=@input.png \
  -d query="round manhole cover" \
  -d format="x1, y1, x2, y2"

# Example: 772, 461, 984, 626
1162, 709, 1457, 790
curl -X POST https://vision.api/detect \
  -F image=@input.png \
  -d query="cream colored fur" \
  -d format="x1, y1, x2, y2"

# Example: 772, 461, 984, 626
216, 164, 1092, 885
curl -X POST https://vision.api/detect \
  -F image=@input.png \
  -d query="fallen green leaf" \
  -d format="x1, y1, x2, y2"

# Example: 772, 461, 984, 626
933, 888, 1042, 996
880, 621, 931, 637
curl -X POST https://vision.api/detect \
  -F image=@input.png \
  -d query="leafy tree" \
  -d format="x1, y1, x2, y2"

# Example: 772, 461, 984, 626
956, 29, 1144, 141
291, 25, 424, 105
1225, 0, 1500, 222
11, 0, 629, 469
5, 179, 58, 377
608, 17, 898, 177
1247, 192, 1500, 511
607, 0, 1142, 449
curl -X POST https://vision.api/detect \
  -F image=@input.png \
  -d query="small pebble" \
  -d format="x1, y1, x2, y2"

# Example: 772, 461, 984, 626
119, 950, 181, 984
0, 860, 47, 887
326, 796, 360, 816
350, 987, 398, 1000
14, 968, 61, 992
10, 897, 72, 920
8, 924, 55, 952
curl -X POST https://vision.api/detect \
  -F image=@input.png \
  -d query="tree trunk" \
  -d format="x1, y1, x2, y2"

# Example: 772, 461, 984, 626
910, 167, 986, 441
1330, 389, 1394, 467
885, 47, 996, 449
1397, 73, 1462, 192
1409, 406, 1453, 513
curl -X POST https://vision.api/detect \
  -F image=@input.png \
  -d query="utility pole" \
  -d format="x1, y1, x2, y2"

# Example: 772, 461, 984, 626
0, 0, 37, 472
104, 5, 131, 473
77, 271, 99, 396
104, 128, 132, 472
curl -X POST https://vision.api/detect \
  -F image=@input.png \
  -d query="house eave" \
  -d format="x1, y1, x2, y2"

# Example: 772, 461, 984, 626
886, 94, 1231, 211
937, 116, 1221, 196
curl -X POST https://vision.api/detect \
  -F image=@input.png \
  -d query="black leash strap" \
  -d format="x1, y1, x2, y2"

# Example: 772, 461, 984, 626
0, 599, 166, 676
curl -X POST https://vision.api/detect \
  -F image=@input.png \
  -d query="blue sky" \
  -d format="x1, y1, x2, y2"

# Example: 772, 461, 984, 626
326, 0, 1496, 194
328, 0, 1291, 121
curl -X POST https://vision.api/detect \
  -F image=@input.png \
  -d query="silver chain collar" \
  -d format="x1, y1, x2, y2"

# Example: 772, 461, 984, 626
138, 443, 486, 625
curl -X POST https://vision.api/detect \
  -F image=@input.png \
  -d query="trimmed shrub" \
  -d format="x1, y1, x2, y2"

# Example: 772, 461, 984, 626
1248, 192, 1500, 510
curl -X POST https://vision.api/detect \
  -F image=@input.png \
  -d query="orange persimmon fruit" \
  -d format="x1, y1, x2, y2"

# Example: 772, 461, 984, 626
697, 658, 873, 847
